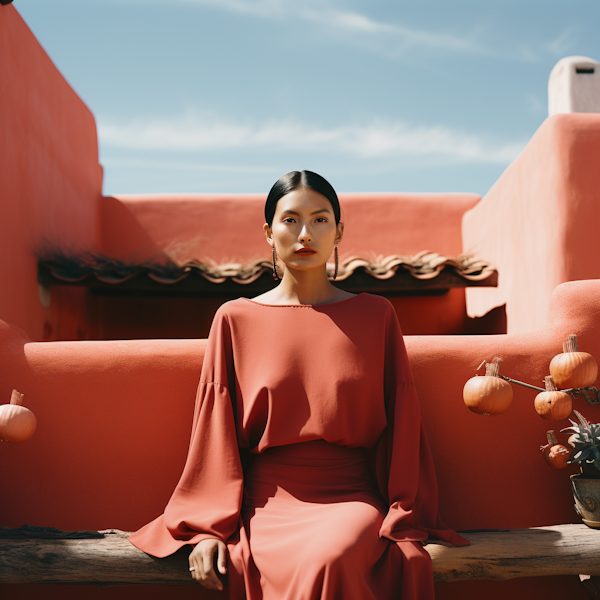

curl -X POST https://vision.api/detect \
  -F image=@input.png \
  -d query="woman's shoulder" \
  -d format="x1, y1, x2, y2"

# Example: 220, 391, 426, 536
212, 297, 251, 320
356, 292, 393, 308
352, 292, 396, 317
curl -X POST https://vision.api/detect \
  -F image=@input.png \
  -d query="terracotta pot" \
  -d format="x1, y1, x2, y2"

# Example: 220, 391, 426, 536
571, 474, 600, 528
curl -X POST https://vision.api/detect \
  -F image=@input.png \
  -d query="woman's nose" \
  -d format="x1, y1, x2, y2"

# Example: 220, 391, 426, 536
299, 225, 312, 242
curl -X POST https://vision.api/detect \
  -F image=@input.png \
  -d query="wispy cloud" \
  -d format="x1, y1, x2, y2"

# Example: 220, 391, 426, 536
544, 27, 577, 57
175, 0, 286, 18
515, 26, 579, 63
98, 113, 525, 165
111, 0, 485, 57
100, 157, 274, 174
299, 6, 481, 54
106, 0, 579, 63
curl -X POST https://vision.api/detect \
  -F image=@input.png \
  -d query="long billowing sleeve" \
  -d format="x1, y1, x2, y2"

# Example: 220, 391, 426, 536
370, 305, 469, 548
129, 306, 243, 558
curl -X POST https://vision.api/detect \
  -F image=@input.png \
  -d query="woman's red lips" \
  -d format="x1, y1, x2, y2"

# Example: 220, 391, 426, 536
295, 248, 316, 254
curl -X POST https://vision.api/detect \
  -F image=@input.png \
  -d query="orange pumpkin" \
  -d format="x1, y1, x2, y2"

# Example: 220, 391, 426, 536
534, 376, 572, 420
540, 430, 571, 469
0, 389, 36, 443
549, 334, 597, 389
463, 357, 513, 416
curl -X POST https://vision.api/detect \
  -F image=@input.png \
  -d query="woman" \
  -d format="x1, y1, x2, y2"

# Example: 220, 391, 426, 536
129, 170, 469, 599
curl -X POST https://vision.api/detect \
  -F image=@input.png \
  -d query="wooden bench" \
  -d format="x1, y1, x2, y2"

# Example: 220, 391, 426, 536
1, 524, 599, 595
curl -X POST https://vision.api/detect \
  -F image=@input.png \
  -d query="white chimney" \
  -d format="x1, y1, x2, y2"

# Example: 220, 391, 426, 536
548, 56, 600, 116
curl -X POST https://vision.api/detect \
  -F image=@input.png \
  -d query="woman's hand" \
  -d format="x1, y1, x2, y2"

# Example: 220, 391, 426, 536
188, 538, 228, 591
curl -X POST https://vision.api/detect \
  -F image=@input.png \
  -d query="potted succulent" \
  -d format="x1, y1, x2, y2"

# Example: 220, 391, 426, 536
561, 411, 600, 527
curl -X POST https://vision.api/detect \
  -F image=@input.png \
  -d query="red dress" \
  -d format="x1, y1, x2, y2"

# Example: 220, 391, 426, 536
129, 292, 468, 599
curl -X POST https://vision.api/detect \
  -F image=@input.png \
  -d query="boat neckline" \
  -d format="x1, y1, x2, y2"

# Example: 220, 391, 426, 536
241, 292, 365, 307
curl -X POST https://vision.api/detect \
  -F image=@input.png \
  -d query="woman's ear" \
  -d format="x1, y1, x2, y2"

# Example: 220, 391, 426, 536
335, 221, 344, 245
263, 223, 274, 246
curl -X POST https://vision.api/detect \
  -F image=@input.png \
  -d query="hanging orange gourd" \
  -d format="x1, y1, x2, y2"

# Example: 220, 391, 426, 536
463, 357, 513, 416
549, 334, 597, 389
540, 430, 571, 469
534, 376, 572, 421
0, 389, 37, 443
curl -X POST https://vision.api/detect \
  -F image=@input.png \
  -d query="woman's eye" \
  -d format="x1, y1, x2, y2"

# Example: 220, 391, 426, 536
281, 216, 327, 223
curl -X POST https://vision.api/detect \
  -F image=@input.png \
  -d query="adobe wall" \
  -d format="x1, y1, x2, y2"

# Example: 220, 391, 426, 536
100, 192, 480, 263
0, 5, 103, 342
96, 192, 492, 338
1, 279, 597, 599
463, 113, 600, 334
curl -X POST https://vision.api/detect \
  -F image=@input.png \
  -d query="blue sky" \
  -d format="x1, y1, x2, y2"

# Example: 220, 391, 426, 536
14, 0, 600, 196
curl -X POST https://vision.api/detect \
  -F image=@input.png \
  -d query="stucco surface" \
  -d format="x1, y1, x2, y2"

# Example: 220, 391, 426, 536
463, 113, 600, 333
1, 280, 596, 599
101, 193, 480, 264
0, 5, 103, 341
1, 280, 598, 532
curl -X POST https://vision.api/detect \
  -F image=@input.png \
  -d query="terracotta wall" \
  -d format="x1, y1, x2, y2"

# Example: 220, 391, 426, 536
96, 192, 491, 339
101, 192, 480, 263
1, 279, 597, 599
0, 5, 103, 342
463, 113, 600, 334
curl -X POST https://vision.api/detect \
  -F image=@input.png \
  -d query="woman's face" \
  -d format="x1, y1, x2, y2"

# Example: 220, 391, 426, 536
264, 187, 343, 274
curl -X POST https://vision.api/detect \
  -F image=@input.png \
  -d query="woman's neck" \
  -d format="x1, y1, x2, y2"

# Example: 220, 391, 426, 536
256, 266, 354, 306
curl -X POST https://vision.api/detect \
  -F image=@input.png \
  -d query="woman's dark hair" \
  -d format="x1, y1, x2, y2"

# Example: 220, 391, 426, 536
264, 170, 341, 226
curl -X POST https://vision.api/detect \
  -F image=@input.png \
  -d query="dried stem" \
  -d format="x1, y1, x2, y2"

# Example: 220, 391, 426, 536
10, 389, 23, 406
544, 376, 558, 392
568, 387, 600, 406
485, 357, 503, 378
546, 430, 558, 446
475, 358, 600, 403
564, 334, 579, 354
496, 373, 545, 392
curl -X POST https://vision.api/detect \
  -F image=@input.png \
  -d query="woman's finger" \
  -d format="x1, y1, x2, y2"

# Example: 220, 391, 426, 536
202, 546, 223, 590
217, 541, 227, 575
189, 551, 202, 582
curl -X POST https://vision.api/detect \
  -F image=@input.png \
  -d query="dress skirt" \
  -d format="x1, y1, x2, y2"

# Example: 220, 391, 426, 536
227, 440, 432, 600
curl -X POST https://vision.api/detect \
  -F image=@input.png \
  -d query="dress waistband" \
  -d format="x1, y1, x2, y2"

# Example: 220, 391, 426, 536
261, 440, 366, 461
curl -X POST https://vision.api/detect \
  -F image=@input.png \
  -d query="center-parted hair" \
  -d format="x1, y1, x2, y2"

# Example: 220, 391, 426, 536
264, 171, 341, 226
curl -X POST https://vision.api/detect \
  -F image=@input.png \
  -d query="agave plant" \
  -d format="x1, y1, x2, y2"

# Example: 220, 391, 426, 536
561, 410, 600, 471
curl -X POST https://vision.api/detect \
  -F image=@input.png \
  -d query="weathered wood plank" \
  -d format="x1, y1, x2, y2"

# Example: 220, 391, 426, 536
0, 529, 194, 585
0, 524, 599, 585
428, 524, 600, 583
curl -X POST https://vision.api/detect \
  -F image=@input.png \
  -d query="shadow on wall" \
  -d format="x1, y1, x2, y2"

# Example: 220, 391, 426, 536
88, 289, 506, 341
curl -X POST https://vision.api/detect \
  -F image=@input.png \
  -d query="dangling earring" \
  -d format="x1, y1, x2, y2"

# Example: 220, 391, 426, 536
333, 245, 339, 281
272, 246, 280, 281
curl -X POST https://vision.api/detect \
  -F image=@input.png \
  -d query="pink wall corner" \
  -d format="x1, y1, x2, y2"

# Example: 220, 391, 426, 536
0, 6, 103, 341
462, 113, 600, 334
100, 192, 480, 264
